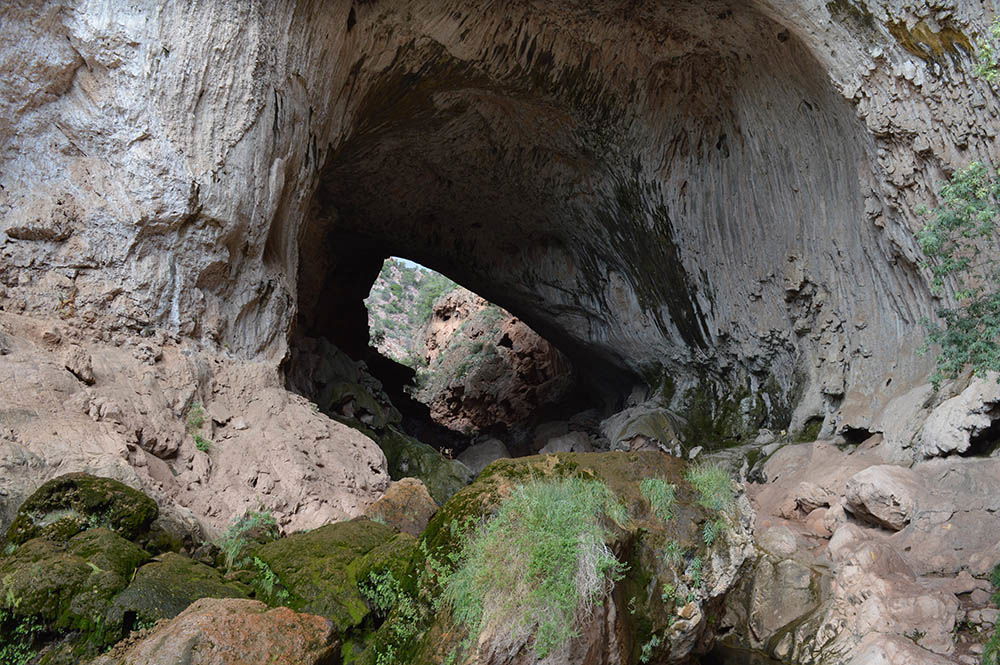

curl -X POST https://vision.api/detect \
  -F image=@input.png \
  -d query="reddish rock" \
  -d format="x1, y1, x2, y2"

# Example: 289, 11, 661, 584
92, 597, 338, 665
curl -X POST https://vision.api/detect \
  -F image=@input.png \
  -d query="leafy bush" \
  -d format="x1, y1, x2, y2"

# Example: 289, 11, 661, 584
685, 463, 735, 513
640, 477, 677, 521
185, 402, 206, 431
359, 570, 422, 665
442, 478, 627, 658
216, 510, 279, 572
663, 539, 685, 566
0, 610, 42, 665
917, 162, 1000, 388
251, 556, 289, 604
975, 18, 1000, 83
702, 519, 725, 546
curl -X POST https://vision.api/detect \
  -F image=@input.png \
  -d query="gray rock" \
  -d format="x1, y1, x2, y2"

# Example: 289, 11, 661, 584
457, 438, 511, 475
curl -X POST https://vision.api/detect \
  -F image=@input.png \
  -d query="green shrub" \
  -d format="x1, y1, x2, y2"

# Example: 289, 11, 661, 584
0, 610, 42, 665
185, 402, 206, 432
640, 633, 663, 663
251, 556, 289, 604
917, 161, 1000, 388
685, 463, 735, 513
442, 478, 627, 658
640, 477, 677, 521
194, 435, 212, 453
216, 511, 279, 572
975, 18, 1000, 83
983, 564, 1000, 665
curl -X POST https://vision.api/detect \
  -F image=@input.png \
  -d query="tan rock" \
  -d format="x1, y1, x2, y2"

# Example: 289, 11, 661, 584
844, 465, 923, 531
364, 477, 438, 536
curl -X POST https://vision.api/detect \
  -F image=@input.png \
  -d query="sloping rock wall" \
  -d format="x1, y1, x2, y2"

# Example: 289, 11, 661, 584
1, 3, 998, 462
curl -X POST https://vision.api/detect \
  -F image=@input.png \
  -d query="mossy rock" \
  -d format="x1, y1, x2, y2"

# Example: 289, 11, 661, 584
107, 552, 249, 629
4, 473, 158, 547
252, 519, 416, 633
323, 381, 402, 430
378, 427, 472, 505
365, 451, 722, 665
0, 528, 149, 643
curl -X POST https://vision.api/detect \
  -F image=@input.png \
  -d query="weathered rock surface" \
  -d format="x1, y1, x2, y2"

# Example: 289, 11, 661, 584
363, 477, 438, 537
3, 0, 994, 449
0, 314, 390, 538
456, 438, 512, 475
417, 288, 574, 434
91, 597, 339, 665
732, 441, 1000, 664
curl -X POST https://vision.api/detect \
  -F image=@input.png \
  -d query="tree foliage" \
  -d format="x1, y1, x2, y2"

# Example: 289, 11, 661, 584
975, 18, 1000, 83
918, 163, 1000, 387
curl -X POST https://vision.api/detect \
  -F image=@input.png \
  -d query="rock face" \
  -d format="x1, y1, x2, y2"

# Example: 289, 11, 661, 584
91, 597, 339, 665
416, 288, 574, 434
0, 314, 390, 539
728, 441, 1000, 664
2, 0, 995, 450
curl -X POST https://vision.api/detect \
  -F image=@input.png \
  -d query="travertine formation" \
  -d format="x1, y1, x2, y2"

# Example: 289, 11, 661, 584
3, 0, 998, 446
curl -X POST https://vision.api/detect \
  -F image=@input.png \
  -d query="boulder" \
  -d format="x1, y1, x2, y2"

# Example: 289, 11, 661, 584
920, 376, 1000, 458
844, 465, 923, 531
251, 519, 416, 633
369, 451, 755, 665
4, 473, 158, 547
91, 597, 338, 665
457, 438, 511, 475
364, 478, 438, 536
0, 528, 148, 639
378, 427, 472, 505
108, 552, 250, 628
538, 431, 594, 454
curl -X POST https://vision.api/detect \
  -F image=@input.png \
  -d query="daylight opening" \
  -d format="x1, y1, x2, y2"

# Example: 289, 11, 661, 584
363, 258, 580, 455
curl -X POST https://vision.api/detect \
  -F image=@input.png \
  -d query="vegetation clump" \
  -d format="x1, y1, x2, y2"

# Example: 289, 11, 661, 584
216, 510, 280, 572
684, 462, 736, 513
442, 478, 627, 658
918, 161, 1000, 388
640, 477, 677, 521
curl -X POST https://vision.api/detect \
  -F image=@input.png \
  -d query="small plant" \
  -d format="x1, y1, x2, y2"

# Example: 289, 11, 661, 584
685, 462, 735, 513
252, 556, 289, 604
639, 633, 663, 663
688, 556, 704, 589
663, 539, 685, 567
660, 582, 676, 603
442, 478, 628, 659
0, 610, 43, 665
185, 402, 206, 432
359, 570, 423, 665
903, 628, 926, 644
194, 434, 212, 452
640, 477, 677, 521
982, 563, 1000, 665
702, 518, 726, 546
975, 18, 1000, 83
216, 510, 279, 572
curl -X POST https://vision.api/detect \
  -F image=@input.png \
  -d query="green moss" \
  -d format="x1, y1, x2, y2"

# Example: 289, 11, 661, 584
107, 552, 249, 629
252, 519, 402, 633
4, 473, 158, 548
795, 416, 824, 442
0, 528, 149, 648
378, 427, 472, 505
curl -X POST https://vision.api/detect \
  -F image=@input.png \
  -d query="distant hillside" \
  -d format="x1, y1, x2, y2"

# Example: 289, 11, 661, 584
365, 258, 456, 367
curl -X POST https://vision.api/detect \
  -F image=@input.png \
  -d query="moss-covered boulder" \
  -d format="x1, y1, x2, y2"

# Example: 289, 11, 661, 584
361, 451, 755, 665
251, 519, 417, 634
0, 528, 149, 645
378, 427, 472, 505
4, 473, 158, 547
108, 552, 250, 629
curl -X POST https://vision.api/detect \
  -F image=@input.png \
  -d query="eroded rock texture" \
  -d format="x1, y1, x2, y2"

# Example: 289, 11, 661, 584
3, 0, 998, 447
